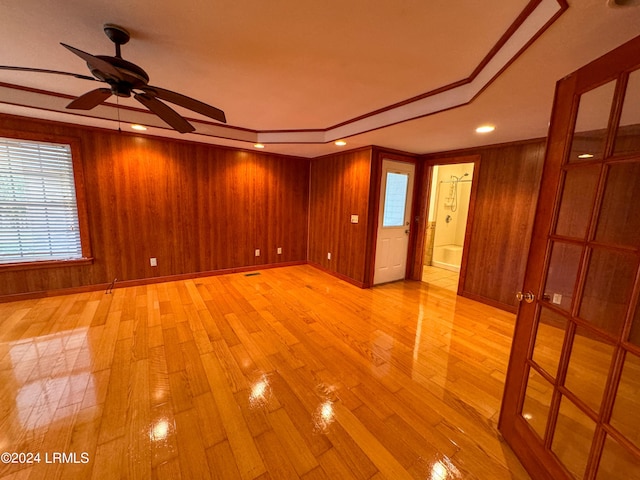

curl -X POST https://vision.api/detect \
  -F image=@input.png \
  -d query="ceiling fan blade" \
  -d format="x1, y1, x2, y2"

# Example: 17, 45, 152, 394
134, 92, 195, 133
0, 65, 97, 81
142, 86, 226, 123
61, 43, 122, 79
67, 88, 113, 110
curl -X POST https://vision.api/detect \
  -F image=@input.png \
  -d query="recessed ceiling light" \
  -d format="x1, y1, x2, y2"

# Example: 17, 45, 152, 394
475, 125, 495, 133
131, 124, 147, 131
335, 140, 347, 146
577, 153, 594, 159
254, 143, 265, 149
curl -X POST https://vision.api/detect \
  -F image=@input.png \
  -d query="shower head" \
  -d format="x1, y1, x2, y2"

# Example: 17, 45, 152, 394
452, 173, 470, 181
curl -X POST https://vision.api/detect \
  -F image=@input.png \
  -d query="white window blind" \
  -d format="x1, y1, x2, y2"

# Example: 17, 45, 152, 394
0, 137, 83, 264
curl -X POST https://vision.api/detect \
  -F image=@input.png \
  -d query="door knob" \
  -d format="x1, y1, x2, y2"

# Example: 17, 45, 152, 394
516, 291, 535, 303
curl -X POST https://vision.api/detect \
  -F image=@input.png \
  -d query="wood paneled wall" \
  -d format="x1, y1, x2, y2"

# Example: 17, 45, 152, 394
308, 148, 374, 286
422, 140, 547, 311
1, 114, 547, 311
0, 115, 309, 297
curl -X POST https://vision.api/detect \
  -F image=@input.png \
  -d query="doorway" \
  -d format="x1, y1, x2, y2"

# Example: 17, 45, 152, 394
422, 162, 474, 291
373, 159, 415, 285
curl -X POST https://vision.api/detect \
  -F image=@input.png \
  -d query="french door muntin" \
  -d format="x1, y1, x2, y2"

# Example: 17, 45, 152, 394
500, 35, 640, 480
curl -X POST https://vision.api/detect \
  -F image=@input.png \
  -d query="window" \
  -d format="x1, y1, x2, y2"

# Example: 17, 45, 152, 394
0, 136, 88, 265
382, 172, 409, 227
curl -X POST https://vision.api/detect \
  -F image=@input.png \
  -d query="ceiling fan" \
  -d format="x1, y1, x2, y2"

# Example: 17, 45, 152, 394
0, 24, 226, 133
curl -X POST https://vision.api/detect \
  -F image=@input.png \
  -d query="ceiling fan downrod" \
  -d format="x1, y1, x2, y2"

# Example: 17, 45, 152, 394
103, 23, 130, 59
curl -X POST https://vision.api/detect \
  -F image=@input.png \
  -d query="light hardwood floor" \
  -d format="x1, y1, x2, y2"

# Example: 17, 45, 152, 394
0, 265, 530, 479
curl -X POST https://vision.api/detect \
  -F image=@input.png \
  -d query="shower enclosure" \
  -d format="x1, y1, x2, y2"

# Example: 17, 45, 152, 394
425, 163, 474, 273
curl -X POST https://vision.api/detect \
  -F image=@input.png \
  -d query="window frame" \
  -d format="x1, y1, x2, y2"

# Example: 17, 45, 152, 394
0, 129, 93, 272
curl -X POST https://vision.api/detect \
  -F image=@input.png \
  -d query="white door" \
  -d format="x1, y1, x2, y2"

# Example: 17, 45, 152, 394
374, 160, 415, 285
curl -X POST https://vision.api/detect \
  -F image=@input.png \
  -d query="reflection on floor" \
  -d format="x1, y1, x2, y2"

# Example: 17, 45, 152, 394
422, 265, 460, 292
0, 265, 529, 480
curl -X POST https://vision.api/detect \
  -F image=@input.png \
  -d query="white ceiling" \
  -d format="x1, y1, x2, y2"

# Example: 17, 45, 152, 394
1, 0, 640, 158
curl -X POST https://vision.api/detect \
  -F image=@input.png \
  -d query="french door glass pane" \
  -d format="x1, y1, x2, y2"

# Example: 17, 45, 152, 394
552, 395, 596, 479
596, 435, 640, 480
609, 351, 640, 449
564, 327, 615, 413
532, 307, 567, 377
630, 305, 640, 346
543, 242, 583, 311
579, 248, 638, 336
555, 165, 601, 239
594, 162, 640, 247
614, 69, 640, 157
568, 80, 616, 163
521, 368, 553, 440
382, 172, 408, 227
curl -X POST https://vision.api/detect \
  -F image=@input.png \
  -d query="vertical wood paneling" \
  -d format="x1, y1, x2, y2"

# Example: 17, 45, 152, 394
422, 141, 546, 311
308, 149, 373, 286
0, 115, 309, 297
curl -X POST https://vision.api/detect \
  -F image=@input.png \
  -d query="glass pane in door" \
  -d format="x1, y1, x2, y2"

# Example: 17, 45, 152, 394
552, 396, 597, 479
543, 241, 583, 311
594, 162, 640, 247
531, 306, 567, 377
630, 305, 640, 346
521, 368, 554, 440
555, 165, 601, 238
382, 172, 409, 227
597, 436, 640, 480
614, 69, 640, 156
609, 351, 640, 449
579, 248, 638, 336
568, 80, 616, 162
564, 326, 615, 413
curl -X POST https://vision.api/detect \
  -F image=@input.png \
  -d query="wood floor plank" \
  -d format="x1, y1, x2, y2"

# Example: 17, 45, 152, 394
206, 441, 242, 480
125, 358, 152, 480
266, 407, 319, 476
0, 265, 531, 480
174, 408, 212, 480
333, 402, 413, 480
201, 352, 266, 480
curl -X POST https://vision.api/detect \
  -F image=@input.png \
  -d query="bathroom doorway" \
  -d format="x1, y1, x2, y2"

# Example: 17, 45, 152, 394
422, 162, 474, 291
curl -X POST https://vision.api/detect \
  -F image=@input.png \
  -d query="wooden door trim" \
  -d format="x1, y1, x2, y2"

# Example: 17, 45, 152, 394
410, 154, 481, 295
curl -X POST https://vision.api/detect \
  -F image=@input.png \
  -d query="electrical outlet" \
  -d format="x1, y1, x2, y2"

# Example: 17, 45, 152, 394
277, 247, 282, 254
150, 257, 157, 267
351, 214, 359, 224
255, 249, 260, 257
327, 252, 331, 260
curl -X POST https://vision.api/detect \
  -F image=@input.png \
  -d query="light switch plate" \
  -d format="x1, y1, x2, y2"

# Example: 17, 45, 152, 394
552, 293, 562, 305
150, 257, 157, 267
351, 214, 359, 224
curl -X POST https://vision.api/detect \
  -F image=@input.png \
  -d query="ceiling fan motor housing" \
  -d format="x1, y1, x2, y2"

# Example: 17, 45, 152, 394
89, 55, 150, 97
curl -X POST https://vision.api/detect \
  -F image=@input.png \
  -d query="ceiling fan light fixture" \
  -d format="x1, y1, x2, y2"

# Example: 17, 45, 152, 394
475, 125, 495, 133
